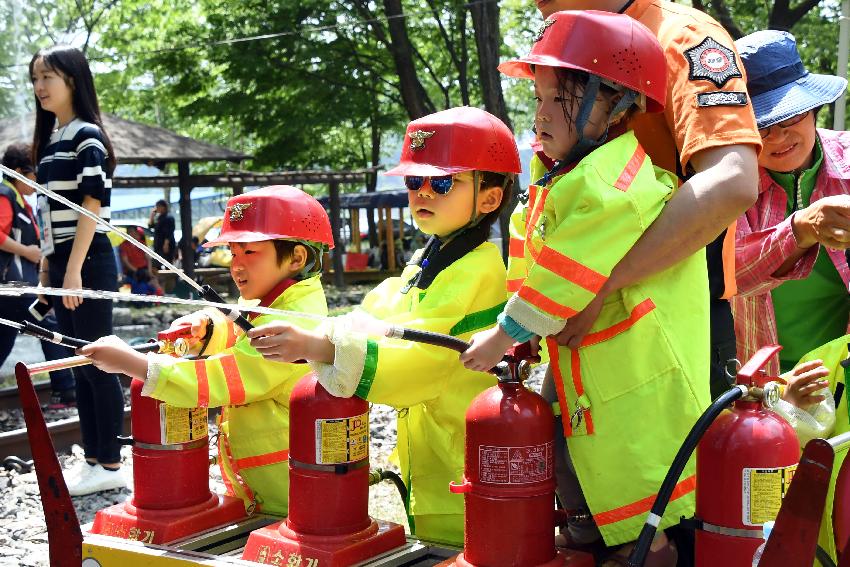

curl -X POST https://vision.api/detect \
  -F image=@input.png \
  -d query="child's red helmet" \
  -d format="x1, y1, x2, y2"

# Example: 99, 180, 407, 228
385, 106, 521, 177
498, 10, 666, 113
203, 185, 334, 249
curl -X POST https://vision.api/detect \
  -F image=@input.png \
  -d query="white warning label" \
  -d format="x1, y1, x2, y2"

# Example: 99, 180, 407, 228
479, 442, 553, 485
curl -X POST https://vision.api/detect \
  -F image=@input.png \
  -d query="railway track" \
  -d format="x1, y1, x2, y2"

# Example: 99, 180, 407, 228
0, 375, 133, 464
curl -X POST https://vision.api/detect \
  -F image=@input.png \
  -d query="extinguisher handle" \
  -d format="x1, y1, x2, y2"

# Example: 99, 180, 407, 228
737, 344, 783, 386
156, 321, 195, 342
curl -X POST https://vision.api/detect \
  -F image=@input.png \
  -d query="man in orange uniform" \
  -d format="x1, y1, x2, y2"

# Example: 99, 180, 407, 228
534, 0, 762, 399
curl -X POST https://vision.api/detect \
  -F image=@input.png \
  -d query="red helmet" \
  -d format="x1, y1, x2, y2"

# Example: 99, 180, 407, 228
498, 11, 666, 113
385, 106, 521, 177
204, 185, 334, 249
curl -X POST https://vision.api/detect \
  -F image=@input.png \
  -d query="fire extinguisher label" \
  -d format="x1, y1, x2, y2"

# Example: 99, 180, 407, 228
741, 465, 797, 525
315, 412, 369, 464
160, 405, 208, 445
478, 442, 553, 484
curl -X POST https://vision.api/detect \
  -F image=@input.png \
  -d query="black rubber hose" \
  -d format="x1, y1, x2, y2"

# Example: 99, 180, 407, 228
627, 385, 746, 566
395, 327, 471, 353
815, 545, 837, 567
22, 320, 160, 353
381, 470, 409, 515
202, 285, 254, 332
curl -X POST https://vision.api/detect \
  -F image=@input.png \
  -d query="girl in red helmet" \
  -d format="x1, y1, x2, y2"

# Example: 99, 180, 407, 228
245, 107, 520, 546
461, 11, 709, 566
79, 186, 333, 517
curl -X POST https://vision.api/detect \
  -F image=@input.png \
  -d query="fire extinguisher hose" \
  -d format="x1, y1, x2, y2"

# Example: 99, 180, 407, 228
369, 468, 409, 514
386, 327, 471, 353
627, 384, 748, 567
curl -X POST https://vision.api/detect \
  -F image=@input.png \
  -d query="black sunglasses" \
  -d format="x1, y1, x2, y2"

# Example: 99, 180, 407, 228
404, 175, 455, 195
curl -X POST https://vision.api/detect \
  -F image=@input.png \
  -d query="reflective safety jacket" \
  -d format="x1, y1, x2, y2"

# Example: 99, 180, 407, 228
506, 132, 710, 545
144, 276, 327, 515
329, 242, 506, 546
791, 336, 848, 564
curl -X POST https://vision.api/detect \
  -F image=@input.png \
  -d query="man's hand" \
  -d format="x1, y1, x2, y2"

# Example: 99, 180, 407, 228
460, 325, 515, 372
248, 322, 333, 363
77, 335, 148, 377
780, 359, 830, 409
792, 195, 850, 249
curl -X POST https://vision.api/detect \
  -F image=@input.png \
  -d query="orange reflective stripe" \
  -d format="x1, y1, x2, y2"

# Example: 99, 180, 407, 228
570, 349, 594, 435
220, 355, 246, 405
509, 237, 525, 258
536, 247, 607, 294
720, 220, 738, 299
595, 475, 696, 527
613, 145, 646, 192
226, 321, 237, 348
525, 187, 549, 260
507, 278, 524, 292
194, 359, 210, 407
221, 431, 257, 508
546, 337, 572, 438
518, 287, 578, 319
581, 299, 656, 348
234, 449, 290, 470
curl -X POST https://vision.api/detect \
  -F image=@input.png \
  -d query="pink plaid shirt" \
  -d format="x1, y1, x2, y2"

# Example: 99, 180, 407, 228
732, 128, 850, 375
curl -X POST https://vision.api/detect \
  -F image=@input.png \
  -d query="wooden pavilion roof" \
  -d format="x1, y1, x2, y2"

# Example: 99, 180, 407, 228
0, 113, 250, 165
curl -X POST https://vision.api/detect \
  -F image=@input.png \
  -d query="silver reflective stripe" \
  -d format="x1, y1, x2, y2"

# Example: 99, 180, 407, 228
702, 521, 764, 539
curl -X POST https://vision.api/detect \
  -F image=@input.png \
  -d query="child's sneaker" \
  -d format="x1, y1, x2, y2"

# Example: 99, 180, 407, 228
67, 465, 128, 496
62, 460, 96, 486
47, 389, 76, 410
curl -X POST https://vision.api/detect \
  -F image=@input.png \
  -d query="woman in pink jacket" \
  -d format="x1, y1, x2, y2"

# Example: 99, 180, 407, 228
732, 30, 850, 377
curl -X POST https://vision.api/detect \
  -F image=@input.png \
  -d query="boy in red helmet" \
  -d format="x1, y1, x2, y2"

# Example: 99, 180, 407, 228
79, 186, 332, 517
244, 107, 520, 546
461, 12, 709, 565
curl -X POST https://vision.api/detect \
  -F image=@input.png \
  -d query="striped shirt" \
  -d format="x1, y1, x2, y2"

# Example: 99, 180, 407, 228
36, 118, 112, 246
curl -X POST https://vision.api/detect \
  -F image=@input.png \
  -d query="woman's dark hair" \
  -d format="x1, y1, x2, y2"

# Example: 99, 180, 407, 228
1, 143, 33, 181
477, 171, 515, 228
155, 199, 169, 210
29, 45, 116, 174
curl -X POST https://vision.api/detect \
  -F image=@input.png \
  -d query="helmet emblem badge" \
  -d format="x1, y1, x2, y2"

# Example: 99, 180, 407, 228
229, 202, 252, 222
409, 130, 435, 151
534, 18, 556, 42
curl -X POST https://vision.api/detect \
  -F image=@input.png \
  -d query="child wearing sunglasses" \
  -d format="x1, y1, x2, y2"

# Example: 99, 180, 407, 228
460, 12, 709, 566
245, 106, 521, 546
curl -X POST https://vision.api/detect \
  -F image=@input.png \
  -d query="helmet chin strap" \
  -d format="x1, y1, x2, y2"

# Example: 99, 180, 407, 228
442, 170, 514, 247
537, 76, 638, 186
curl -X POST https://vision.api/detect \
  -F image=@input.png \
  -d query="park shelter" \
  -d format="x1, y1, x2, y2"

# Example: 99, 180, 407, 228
0, 113, 377, 286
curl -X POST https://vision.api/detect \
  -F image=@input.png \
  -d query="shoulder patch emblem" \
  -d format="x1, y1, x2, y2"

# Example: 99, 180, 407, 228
684, 36, 742, 88
696, 91, 748, 107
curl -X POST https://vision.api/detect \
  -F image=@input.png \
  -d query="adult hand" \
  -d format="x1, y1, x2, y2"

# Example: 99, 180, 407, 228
780, 359, 830, 409
460, 325, 514, 372
248, 322, 331, 363
793, 195, 850, 249
22, 244, 41, 265
554, 293, 606, 349
62, 269, 83, 310
77, 335, 148, 377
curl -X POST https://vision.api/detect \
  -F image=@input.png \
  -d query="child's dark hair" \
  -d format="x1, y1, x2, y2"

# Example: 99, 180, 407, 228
1, 143, 33, 182
534, 66, 629, 131
156, 199, 169, 210
477, 171, 515, 227
273, 239, 320, 278
29, 45, 116, 174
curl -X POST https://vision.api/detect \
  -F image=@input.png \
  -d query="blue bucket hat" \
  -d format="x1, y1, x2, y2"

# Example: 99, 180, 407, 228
735, 30, 847, 130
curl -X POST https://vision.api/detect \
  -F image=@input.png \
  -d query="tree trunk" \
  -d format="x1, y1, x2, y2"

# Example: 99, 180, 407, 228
470, 0, 512, 130
367, 110, 380, 248
383, 0, 435, 119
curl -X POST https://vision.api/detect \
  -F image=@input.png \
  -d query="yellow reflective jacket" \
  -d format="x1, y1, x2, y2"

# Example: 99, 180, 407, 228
792, 336, 848, 564
351, 242, 506, 546
144, 276, 327, 515
506, 132, 710, 546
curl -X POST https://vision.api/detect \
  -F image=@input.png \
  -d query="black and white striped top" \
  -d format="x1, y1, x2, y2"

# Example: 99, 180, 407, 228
36, 118, 112, 247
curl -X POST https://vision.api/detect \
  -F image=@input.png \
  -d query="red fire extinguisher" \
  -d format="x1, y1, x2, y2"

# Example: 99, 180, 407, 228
91, 323, 246, 543
695, 345, 800, 567
449, 344, 593, 567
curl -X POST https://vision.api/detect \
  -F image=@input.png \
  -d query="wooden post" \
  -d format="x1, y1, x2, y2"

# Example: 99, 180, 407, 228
232, 184, 244, 196
384, 207, 395, 271
351, 210, 361, 253
177, 161, 194, 280
328, 181, 345, 288
397, 207, 405, 244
